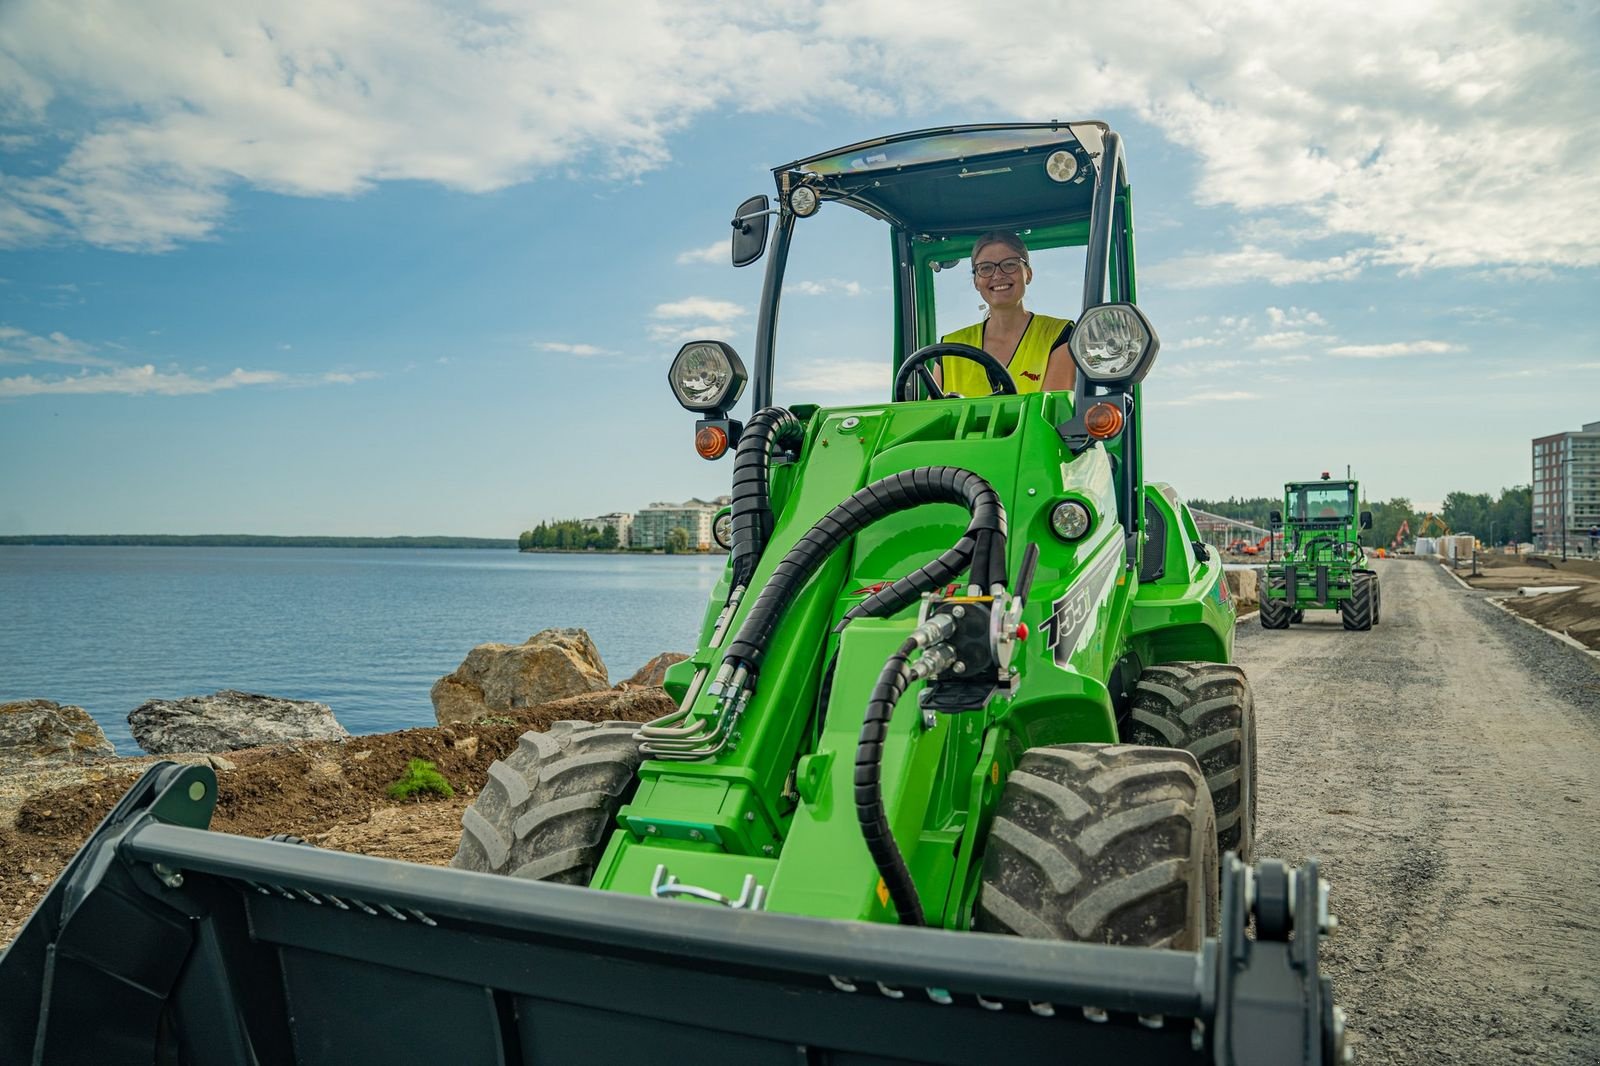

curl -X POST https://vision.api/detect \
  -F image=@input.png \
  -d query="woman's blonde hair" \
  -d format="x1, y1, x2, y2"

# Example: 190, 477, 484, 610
970, 230, 1029, 265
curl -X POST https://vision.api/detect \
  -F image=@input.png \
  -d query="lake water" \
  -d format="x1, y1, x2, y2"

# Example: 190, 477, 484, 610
0, 547, 723, 754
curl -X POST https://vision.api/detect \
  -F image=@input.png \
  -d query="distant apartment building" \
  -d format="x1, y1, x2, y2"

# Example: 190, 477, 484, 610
630, 496, 731, 550
1531, 419, 1600, 554
583, 512, 633, 546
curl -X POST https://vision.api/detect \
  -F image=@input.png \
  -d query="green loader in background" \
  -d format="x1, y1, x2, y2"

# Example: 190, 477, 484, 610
1261, 473, 1380, 630
0, 124, 1349, 1065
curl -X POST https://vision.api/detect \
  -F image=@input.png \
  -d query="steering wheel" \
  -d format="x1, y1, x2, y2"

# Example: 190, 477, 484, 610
892, 342, 1018, 401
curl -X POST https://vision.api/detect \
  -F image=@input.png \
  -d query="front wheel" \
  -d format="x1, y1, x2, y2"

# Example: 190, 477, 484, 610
975, 745, 1218, 949
451, 720, 643, 882
1260, 579, 1291, 629
1124, 662, 1256, 863
1341, 573, 1375, 631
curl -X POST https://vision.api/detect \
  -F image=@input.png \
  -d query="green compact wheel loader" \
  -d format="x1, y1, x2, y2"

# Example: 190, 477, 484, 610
1260, 473, 1381, 630
0, 124, 1349, 1065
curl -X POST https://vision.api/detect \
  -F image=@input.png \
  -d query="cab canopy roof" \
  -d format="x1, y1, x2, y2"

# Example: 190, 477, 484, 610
776, 122, 1110, 236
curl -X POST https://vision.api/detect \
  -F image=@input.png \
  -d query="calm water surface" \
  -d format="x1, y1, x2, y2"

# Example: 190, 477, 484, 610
0, 547, 721, 753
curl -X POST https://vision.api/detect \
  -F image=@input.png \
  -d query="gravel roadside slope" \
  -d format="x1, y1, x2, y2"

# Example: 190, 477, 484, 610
1240, 558, 1600, 1064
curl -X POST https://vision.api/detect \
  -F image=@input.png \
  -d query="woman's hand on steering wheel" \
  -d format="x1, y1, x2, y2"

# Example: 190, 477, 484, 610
893, 342, 1017, 401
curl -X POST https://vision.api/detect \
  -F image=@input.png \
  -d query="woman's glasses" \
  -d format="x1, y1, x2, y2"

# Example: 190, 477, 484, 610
973, 257, 1027, 279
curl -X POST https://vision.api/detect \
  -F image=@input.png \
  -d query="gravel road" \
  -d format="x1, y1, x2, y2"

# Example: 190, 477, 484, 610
1239, 557, 1600, 1064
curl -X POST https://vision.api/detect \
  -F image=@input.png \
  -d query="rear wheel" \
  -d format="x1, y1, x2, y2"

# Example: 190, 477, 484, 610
1372, 576, 1383, 624
1341, 573, 1375, 631
1260, 579, 1291, 629
1124, 662, 1256, 863
1290, 609, 1305, 624
975, 745, 1218, 949
451, 720, 642, 882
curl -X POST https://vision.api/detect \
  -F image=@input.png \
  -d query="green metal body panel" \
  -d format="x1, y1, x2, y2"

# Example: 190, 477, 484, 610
1263, 478, 1371, 612
600, 392, 1234, 927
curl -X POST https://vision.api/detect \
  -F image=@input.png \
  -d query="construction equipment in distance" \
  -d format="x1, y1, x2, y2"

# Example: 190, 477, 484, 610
0, 123, 1348, 1065
1261, 472, 1380, 630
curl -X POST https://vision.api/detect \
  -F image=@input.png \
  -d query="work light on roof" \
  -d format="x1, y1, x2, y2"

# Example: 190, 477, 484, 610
669, 340, 747, 414
788, 185, 820, 218
1045, 150, 1078, 184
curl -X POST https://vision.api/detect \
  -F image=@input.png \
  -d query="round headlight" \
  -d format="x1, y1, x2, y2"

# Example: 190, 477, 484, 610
1050, 500, 1092, 541
712, 511, 733, 550
1045, 150, 1078, 184
669, 340, 747, 413
789, 185, 820, 218
1068, 304, 1160, 385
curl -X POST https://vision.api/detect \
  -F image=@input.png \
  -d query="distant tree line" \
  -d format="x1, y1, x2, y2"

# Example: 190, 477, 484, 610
0, 534, 516, 548
519, 520, 620, 551
1190, 486, 1532, 549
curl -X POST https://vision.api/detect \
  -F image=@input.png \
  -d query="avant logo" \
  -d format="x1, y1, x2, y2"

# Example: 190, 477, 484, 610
1044, 549, 1122, 666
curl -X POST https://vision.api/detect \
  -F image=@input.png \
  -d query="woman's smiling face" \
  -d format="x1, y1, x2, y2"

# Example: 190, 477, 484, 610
972, 238, 1031, 310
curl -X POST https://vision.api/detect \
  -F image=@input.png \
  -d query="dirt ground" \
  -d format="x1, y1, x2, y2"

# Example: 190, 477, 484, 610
1449, 553, 1600, 650
0, 689, 673, 947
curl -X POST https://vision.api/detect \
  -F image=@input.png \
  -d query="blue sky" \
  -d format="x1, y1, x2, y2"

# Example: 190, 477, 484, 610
2, 1, 1597, 536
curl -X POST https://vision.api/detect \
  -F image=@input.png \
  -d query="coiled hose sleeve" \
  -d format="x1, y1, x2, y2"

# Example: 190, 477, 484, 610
855, 633, 924, 925
721, 466, 1004, 679
729, 407, 806, 591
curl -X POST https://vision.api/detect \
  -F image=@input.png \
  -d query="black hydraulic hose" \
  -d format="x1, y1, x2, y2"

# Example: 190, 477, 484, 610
729, 407, 806, 592
855, 634, 924, 926
720, 466, 1004, 679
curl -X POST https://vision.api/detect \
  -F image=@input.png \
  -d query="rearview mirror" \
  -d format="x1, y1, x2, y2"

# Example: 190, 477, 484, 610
1269, 510, 1282, 528
1360, 511, 1373, 530
731, 195, 771, 268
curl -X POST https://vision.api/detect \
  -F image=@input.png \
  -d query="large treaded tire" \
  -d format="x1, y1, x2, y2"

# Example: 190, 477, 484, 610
1372, 575, 1382, 624
1341, 572, 1375, 631
1124, 662, 1256, 863
974, 745, 1218, 950
450, 720, 642, 882
1260, 579, 1291, 629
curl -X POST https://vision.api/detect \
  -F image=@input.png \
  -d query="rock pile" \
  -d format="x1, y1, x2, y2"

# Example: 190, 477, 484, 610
430, 627, 615, 726
0, 700, 115, 765
128, 690, 351, 754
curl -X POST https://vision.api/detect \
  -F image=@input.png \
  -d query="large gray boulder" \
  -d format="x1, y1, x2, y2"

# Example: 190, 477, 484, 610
0, 700, 116, 767
431, 627, 610, 726
128, 690, 350, 754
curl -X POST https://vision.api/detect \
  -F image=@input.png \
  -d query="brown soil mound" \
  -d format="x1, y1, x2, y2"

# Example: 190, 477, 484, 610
1500, 584, 1600, 651
0, 688, 673, 948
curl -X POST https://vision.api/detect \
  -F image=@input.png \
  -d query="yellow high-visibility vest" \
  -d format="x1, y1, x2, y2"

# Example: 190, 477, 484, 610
938, 313, 1073, 396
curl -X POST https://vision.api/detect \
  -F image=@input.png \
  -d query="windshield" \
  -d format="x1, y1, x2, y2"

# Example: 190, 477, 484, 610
1288, 486, 1354, 521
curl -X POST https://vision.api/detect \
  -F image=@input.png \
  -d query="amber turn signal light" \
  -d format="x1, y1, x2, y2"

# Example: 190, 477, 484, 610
695, 424, 729, 459
1084, 401, 1124, 440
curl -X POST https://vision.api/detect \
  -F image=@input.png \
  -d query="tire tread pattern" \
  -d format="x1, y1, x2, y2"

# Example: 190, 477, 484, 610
451, 720, 642, 884
975, 745, 1218, 950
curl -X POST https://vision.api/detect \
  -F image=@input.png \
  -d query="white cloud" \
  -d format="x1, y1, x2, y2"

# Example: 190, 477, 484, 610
1150, 388, 1262, 407
0, 324, 115, 367
0, 364, 285, 397
320, 370, 381, 384
652, 296, 744, 322
675, 241, 726, 265
647, 322, 738, 346
535, 341, 617, 357
1327, 340, 1461, 359
790, 278, 864, 297
1266, 306, 1326, 328
780, 359, 888, 396
1148, 246, 1369, 289
0, 1, 1595, 273
1251, 331, 1323, 350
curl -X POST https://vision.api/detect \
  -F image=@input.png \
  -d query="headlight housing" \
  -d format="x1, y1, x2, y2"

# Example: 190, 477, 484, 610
669, 340, 748, 413
1050, 500, 1093, 541
1068, 303, 1161, 386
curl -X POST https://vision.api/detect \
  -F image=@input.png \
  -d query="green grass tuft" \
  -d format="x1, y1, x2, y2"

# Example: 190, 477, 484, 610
386, 758, 455, 800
